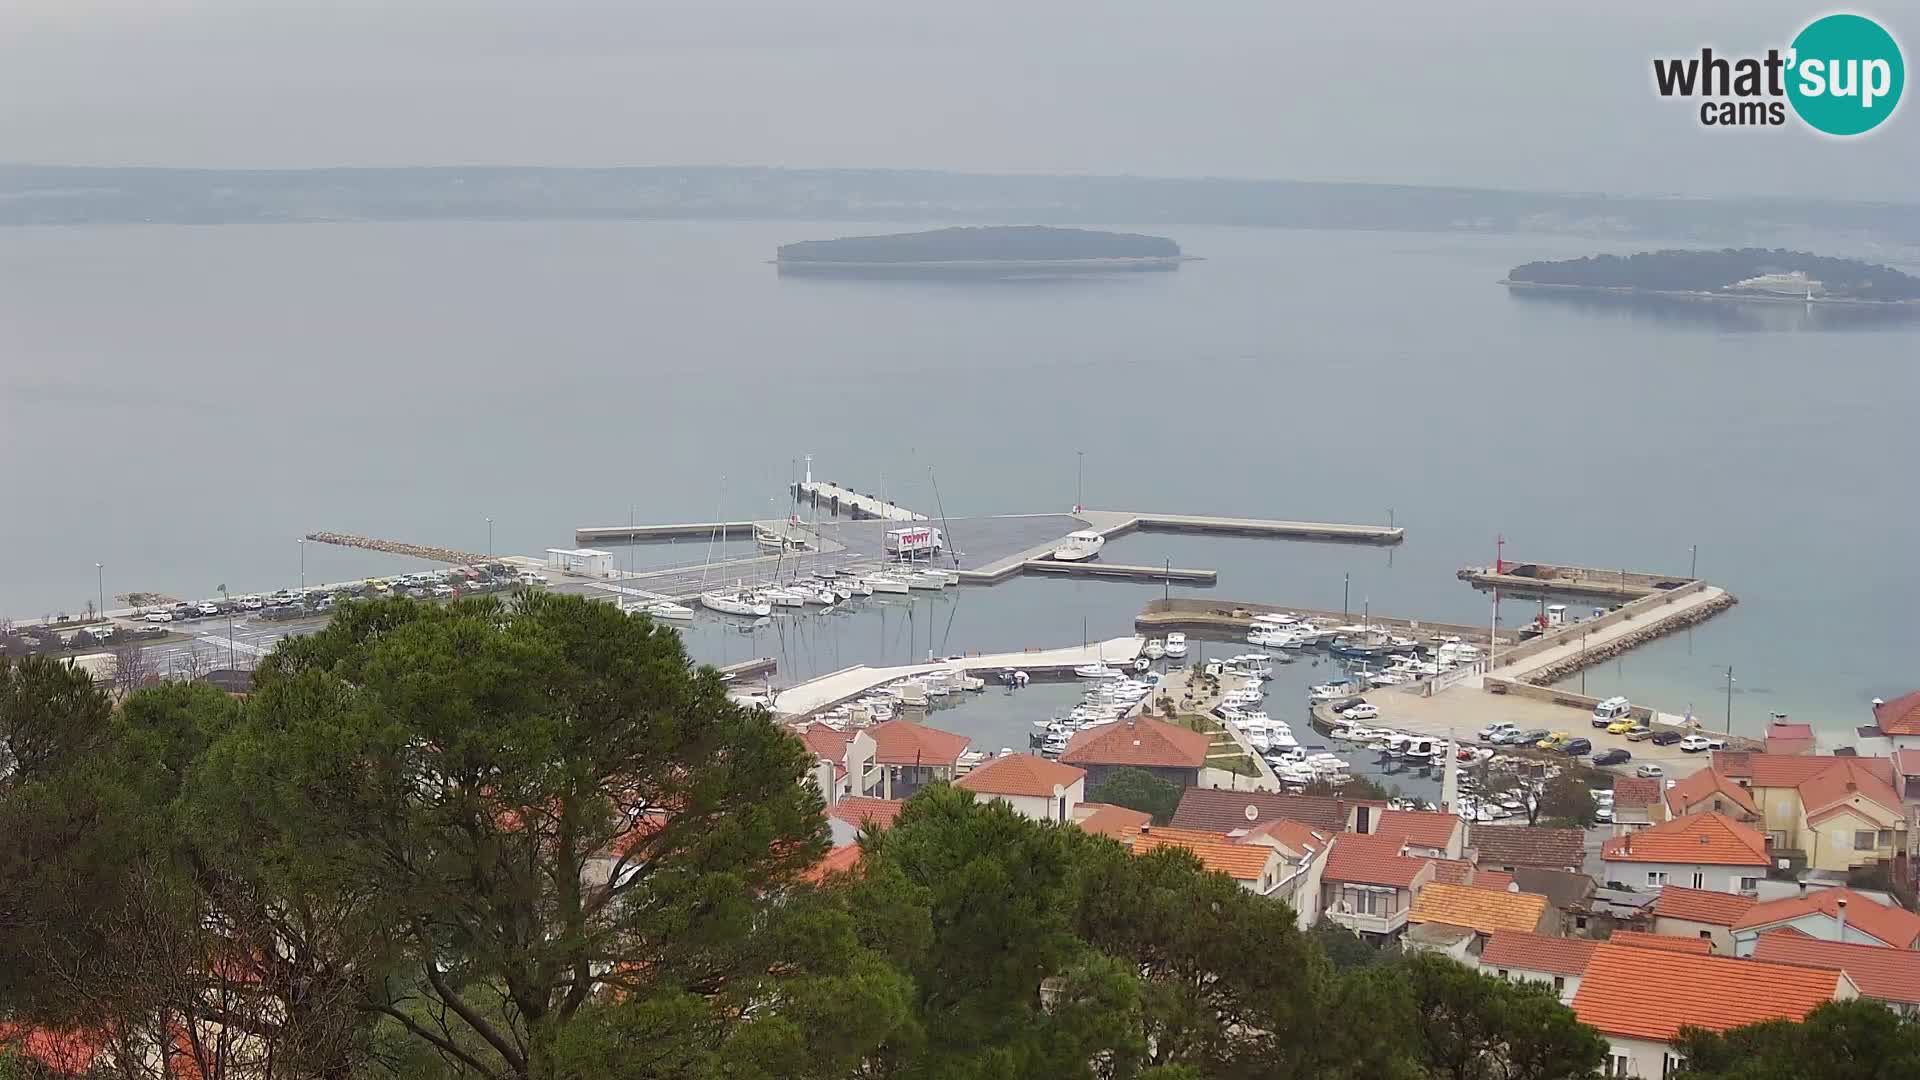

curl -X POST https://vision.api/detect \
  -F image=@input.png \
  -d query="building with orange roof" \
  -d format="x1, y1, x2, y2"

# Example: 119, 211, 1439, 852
1606, 929, 1711, 955
1132, 831, 1286, 894
1468, 824, 1587, 874
1319, 832, 1437, 940
1370, 808, 1465, 859
826, 796, 905, 845
1478, 930, 1597, 1002
1061, 716, 1210, 788
1649, 885, 1758, 954
797, 843, 865, 885
1601, 812, 1769, 895
1609, 776, 1662, 832
1408, 883, 1552, 940
1226, 817, 1334, 928
1752, 931, 1920, 1013
1869, 689, 1920, 747
1168, 787, 1357, 833
1073, 802, 1152, 842
1662, 767, 1760, 822
1730, 886, 1920, 953
790, 722, 879, 802
954, 753, 1085, 823
865, 719, 971, 798
1764, 720, 1816, 757
1571, 943, 1855, 1078
1718, 753, 1908, 876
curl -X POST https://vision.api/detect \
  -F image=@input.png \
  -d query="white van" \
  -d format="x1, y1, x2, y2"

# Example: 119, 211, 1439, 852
1592, 696, 1632, 724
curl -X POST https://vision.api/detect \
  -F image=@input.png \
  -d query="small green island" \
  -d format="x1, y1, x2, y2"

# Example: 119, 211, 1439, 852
776, 225, 1185, 277
1503, 248, 1920, 303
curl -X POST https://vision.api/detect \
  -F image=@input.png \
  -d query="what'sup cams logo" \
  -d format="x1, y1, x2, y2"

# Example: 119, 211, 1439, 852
1654, 13, 1904, 134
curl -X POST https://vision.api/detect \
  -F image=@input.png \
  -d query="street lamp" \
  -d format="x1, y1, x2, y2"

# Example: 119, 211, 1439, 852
217, 585, 235, 670
486, 517, 494, 558
95, 562, 105, 623
1075, 450, 1085, 512
298, 538, 306, 591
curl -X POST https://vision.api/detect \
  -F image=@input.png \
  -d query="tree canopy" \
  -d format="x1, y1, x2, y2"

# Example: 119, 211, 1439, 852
1086, 766, 1184, 825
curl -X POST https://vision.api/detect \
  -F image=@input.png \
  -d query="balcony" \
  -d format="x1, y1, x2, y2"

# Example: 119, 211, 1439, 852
1327, 907, 1409, 937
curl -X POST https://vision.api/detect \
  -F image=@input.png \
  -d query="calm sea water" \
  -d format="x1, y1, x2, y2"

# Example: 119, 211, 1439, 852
1, 220, 1913, 737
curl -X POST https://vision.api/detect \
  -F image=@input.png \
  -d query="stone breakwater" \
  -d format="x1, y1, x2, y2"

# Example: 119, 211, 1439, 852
1519, 591, 1738, 686
304, 532, 490, 566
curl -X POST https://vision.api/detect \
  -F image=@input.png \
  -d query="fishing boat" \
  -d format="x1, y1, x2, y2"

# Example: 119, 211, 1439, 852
1051, 529, 1106, 562
1308, 680, 1354, 703
700, 588, 772, 618
1143, 638, 1166, 660
1164, 632, 1189, 658
755, 524, 804, 551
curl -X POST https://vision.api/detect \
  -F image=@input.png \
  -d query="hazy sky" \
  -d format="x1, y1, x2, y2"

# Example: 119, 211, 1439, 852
2, 0, 1914, 199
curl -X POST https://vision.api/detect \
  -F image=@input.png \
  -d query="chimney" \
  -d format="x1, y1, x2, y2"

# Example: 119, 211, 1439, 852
1837, 897, 1848, 939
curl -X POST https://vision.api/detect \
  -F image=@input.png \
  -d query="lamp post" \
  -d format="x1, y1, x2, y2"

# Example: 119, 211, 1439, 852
95, 563, 105, 623
217, 585, 235, 671
486, 517, 494, 558
1690, 544, 1698, 580
1075, 450, 1084, 512
1723, 665, 1735, 734
298, 538, 306, 591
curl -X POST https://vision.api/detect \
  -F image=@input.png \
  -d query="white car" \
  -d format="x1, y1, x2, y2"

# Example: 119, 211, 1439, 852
1345, 703, 1380, 721
196, 602, 220, 616
1635, 763, 1665, 778
144, 610, 173, 623
1679, 735, 1713, 753
1478, 721, 1519, 741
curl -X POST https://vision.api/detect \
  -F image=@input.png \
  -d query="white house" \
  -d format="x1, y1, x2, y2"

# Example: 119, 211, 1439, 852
1599, 812, 1769, 895
1478, 930, 1597, 1003
953, 754, 1085, 823
1729, 886, 1920, 954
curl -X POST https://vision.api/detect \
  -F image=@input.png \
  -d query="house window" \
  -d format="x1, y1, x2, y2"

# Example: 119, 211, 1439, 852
1497, 968, 1509, 978
1647, 871, 1668, 887
1608, 1053, 1632, 1077
1690, 871, 1705, 889
1740, 876, 1759, 892
1698, 930, 1712, 941
1878, 829, 1894, 847
1663, 1052, 1687, 1078
1856, 831, 1876, 851
1553, 975, 1566, 994
1575, 916, 1589, 931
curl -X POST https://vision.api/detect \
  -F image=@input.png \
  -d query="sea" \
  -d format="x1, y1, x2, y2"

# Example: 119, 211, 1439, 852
1, 219, 1914, 743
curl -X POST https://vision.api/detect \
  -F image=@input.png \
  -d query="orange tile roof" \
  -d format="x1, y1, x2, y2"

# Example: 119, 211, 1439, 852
1752, 932, 1920, 1006
1061, 716, 1210, 770
828, 797, 904, 831
1322, 832, 1429, 888
1475, 869, 1515, 891
1480, 930, 1597, 976
1651, 885, 1758, 926
1571, 944, 1844, 1042
792, 722, 856, 760
1375, 809, 1459, 851
1608, 930, 1712, 954
1611, 776, 1661, 810
955, 753, 1085, 798
1132, 832, 1276, 882
1601, 812, 1768, 867
1469, 824, 1587, 870
1732, 888, 1920, 949
797, 843, 864, 884
1662, 768, 1758, 817
866, 719, 970, 766
1873, 690, 1920, 736
1408, 883, 1550, 935
1745, 753, 1895, 790
0, 1024, 106, 1075
1796, 760, 1902, 820
1074, 802, 1152, 841
1241, 818, 1329, 857
1431, 858, 1477, 885
1170, 788, 1349, 832
1894, 749, 1920, 776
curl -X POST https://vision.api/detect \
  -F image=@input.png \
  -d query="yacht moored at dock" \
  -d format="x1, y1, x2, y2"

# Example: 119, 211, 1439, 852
1051, 529, 1106, 562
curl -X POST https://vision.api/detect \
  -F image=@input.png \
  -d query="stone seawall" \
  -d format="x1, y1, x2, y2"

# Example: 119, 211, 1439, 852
1518, 590, 1738, 686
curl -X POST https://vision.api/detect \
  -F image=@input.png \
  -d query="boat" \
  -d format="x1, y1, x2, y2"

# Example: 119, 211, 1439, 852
1075, 662, 1124, 679
999, 668, 1031, 687
1143, 638, 1166, 660
907, 570, 947, 591
865, 574, 910, 594
762, 587, 807, 609
1164, 633, 1189, 658
700, 588, 772, 618
755, 524, 803, 551
1132, 657, 1151, 673
794, 583, 836, 605
1308, 680, 1354, 702
639, 600, 694, 621
1051, 529, 1106, 562
845, 577, 875, 597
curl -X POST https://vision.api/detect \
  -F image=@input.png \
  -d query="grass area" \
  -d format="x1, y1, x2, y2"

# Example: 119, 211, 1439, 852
1207, 751, 1262, 777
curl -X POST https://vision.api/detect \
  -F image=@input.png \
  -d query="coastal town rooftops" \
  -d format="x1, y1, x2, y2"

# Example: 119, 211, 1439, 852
1752, 932, 1920, 1006
1479, 930, 1597, 977
1734, 752, 1895, 789
1132, 832, 1275, 882
1061, 716, 1210, 770
1469, 824, 1587, 869
1170, 787, 1347, 833
1894, 749, 1920, 776
1571, 944, 1850, 1043
1510, 867, 1595, 911
1601, 812, 1768, 867
1607, 930, 1711, 955
1796, 761, 1903, 821
1375, 809, 1460, 851
1239, 817, 1329, 857
1663, 767, 1758, 817
954, 754, 1084, 798
1652, 885, 1757, 926
866, 719, 970, 767
1731, 888, 1920, 949
1073, 802, 1152, 841
1323, 832, 1428, 888
1408, 883, 1550, 935
827, 797, 904, 832
1872, 690, 1920, 736
1610, 776, 1660, 810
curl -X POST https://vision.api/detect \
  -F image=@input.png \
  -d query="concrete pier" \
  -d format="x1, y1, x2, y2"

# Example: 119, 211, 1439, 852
1089, 510, 1403, 545
718, 657, 777, 681
1021, 561, 1216, 585
1457, 561, 1694, 601
770, 635, 1143, 716
577, 521, 759, 544
1133, 597, 1507, 644
791, 480, 926, 522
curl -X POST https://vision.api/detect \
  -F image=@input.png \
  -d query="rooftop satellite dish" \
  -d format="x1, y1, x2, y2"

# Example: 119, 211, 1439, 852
1244, 805, 1259, 822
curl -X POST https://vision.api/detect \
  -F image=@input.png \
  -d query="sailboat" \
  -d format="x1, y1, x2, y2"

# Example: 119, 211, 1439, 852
697, 481, 772, 617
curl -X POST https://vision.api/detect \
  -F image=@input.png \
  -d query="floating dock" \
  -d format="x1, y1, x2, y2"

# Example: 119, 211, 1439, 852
770, 635, 1143, 716
1458, 561, 1694, 601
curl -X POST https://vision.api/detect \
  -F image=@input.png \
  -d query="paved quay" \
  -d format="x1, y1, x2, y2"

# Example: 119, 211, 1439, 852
769, 635, 1143, 716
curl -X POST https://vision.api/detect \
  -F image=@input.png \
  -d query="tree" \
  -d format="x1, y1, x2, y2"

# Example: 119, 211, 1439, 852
1669, 999, 1920, 1080
1535, 773, 1598, 829
1375, 952, 1606, 1080
1087, 766, 1183, 825
1308, 917, 1386, 972
1305, 775, 1392, 801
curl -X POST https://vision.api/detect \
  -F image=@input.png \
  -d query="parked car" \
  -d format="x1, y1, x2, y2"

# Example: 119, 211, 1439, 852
1624, 724, 1655, 742
1650, 730, 1684, 746
1478, 721, 1519, 741
1512, 728, 1551, 746
1561, 738, 1593, 756
1635, 763, 1665, 779
1605, 719, 1638, 734
1679, 735, 1713, 753
196, 602, 220, 617
1595, 806, 1615, 823
238, 596, 265, 611
1592, 748, 1631, 766
144, 610, 174, 623
1344, 703, 1379, 721
431, 584, 455, 598
1537, 731, 1572, 750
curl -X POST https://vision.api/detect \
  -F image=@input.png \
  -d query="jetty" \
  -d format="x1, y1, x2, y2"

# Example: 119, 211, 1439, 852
791, 479, 925, 522
1134, 597, 1505, 645
1022, 561, 1216, 585
304, 532, 490, 565
1458, 560, 1693, 601
771, 635, 1143, 717
577, 521, 758, 543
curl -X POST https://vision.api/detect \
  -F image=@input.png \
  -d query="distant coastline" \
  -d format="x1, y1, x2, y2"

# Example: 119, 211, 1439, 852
1500, 279, 1920, 307
776, 225, 1188, 278
1503, 248, 1920, 305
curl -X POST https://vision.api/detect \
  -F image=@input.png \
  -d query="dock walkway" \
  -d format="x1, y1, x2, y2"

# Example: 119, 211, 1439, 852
770, 635, 1142, 716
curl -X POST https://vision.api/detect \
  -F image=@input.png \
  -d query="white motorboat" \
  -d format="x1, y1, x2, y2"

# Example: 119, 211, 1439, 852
792, 583, 835, 605
1164, 632, 1189, 658
1051, 529, 1106, 562
895, 679, 929, 707
923, 671, 956, 697
1075, 662, 1124, 679
755, 524, 803, 551
762, 587, 807, 609
700, 589, 772, 618
1143, 638, 1166, 660
865, 574, 910, 594
639, 600, 695, 621
907, 571, 947, 591
1308, 680, 1354, 702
